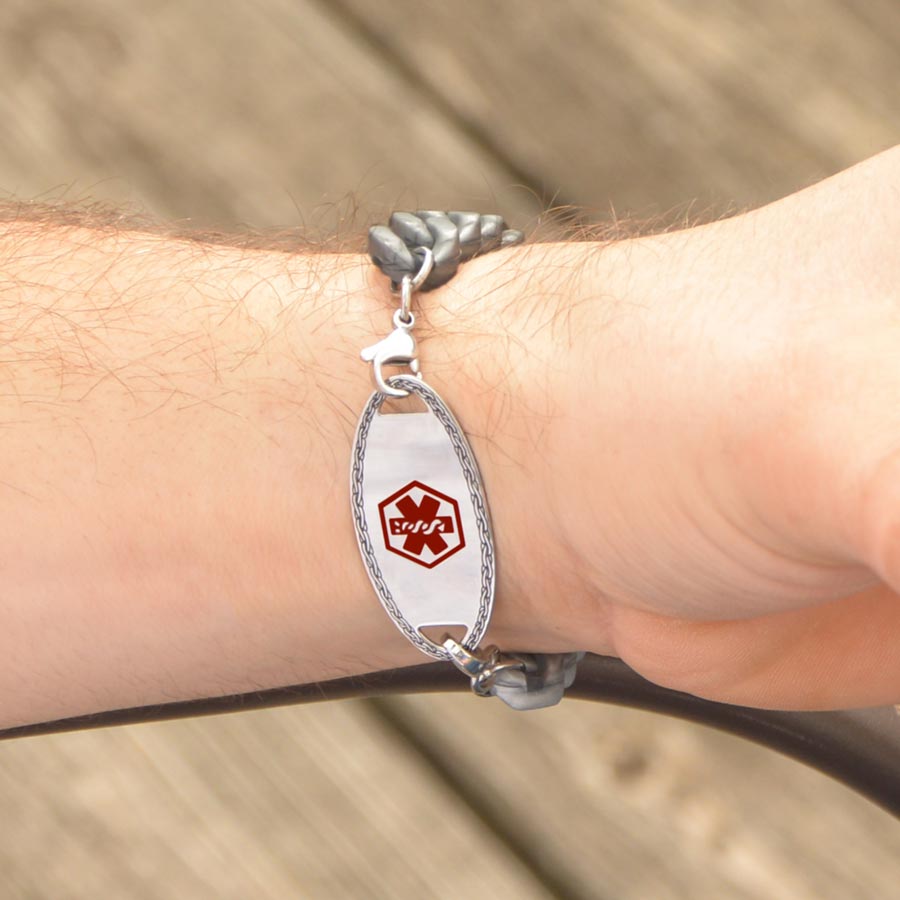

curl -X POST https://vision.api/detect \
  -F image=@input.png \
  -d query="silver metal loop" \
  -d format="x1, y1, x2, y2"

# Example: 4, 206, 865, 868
399, 275, 414, 324
392, 308, 415, 330
410, 246, 435, 291
393, 246, 435, 322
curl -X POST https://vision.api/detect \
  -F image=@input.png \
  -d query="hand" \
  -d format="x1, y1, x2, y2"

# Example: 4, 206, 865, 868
450, 146, 900, 710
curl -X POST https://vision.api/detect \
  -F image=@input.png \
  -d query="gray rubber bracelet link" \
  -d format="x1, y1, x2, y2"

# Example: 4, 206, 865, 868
489, 651, 586, 710
368, 210, 525, 290
368, 209, 585, 711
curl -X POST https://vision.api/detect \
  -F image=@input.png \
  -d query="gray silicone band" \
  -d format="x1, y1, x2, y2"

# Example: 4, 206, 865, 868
368, 210, 524, 290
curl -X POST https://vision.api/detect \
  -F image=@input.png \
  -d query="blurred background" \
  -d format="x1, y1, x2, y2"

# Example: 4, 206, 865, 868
1, 1, 900, 897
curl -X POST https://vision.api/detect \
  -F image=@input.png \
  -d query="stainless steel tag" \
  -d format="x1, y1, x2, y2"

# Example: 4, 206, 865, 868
350, 375, 495, 660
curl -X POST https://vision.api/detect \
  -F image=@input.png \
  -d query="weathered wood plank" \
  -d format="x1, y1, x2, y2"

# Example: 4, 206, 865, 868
333, 0, 900, 216
382, 694, 900, 900
0, 0, 537, 229
0, 702, 553, 899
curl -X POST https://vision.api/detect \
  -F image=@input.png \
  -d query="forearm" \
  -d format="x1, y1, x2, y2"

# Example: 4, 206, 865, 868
0, 222, 412, 726
0, 218, 586, 727
7, 147, 894, 728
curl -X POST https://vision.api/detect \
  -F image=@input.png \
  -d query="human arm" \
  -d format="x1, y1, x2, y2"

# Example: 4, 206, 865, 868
1, 147, 899, 729
0, 222, 435, 727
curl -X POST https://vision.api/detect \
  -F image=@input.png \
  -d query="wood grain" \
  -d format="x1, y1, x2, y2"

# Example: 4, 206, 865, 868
0, 703, 553, 899
0, 0, 538, 230
378, 694, 900, 900
333, 0, 900, 217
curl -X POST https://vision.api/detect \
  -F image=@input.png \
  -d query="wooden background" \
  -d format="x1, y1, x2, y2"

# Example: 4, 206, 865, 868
1, 1, 900, 897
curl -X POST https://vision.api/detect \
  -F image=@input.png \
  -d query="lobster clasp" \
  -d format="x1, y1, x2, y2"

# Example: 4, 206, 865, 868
360, 246, 434, 398
360, 310, 420, 398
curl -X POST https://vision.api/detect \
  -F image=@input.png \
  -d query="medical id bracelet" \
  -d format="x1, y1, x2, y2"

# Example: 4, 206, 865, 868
351, 210, 582, 711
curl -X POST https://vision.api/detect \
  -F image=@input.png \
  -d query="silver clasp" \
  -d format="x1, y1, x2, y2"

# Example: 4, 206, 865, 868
442, 636, 527, 698
360, 310, 420, 398
361, 247, 434, 398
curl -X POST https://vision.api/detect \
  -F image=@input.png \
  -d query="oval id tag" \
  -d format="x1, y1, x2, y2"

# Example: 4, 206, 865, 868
350, 375, 495, 660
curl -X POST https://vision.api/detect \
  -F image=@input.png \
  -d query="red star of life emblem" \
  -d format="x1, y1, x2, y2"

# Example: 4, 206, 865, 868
378, 480, 466, 568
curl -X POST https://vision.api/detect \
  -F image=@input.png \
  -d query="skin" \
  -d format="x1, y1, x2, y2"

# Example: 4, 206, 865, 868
526, 145, 900, 710
0, 147, 897, 727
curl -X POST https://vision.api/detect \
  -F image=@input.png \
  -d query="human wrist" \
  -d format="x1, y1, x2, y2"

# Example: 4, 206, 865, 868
413, 240, 600, 653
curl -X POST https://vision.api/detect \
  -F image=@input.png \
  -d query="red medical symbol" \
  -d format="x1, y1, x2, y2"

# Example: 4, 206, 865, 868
378, 480, 465, 568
